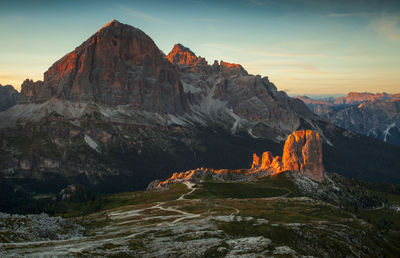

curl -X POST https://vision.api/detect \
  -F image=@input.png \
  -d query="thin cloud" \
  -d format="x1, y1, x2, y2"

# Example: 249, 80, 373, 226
243, 60, 327, 74
203, 43, 325, 58
117, 5, 165, 23
327, 12, 375, 18
370, 16, 400, 41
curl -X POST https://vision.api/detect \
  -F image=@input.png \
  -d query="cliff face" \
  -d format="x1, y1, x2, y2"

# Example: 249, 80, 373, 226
251, 130, 324, 182
282, 130, 324, 182
19, 20, 189, 114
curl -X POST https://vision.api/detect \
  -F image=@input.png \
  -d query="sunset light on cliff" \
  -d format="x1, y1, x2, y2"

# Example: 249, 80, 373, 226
0, 0, 399, 95
1, 1, 400, 256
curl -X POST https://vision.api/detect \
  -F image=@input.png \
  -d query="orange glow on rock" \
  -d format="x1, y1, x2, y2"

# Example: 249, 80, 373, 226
220, 61, 242, 69
157, 130, 325, 188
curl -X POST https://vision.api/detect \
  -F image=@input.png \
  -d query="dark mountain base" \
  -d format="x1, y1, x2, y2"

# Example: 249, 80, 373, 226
320, 121, 400, 183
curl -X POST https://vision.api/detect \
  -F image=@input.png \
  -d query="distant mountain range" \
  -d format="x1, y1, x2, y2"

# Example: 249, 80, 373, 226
297, 93, 400, 146
0, 20, 399, 212
0, 84, 19, 111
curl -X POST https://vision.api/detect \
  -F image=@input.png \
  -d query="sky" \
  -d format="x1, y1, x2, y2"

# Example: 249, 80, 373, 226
0, 0, 399, 95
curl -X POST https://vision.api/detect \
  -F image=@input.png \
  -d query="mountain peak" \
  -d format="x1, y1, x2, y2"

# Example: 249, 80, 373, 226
167, 43, 199, 65
19, 20, 189, 114
97, 19, 124, 32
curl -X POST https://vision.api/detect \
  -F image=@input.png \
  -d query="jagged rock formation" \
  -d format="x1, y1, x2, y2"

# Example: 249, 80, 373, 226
0, 20, 400, 207
251, 130, 324, 182
297, 93, 400, 146
13, 20, 317, 140
282, 130, 324, 182
152, 130, 324, 188
18, 20, 188, 114
297, 92, 400, 106
0, 84, 19, 111
251, 153, 261, 169
166, 43, 201, 66
0, 20, 319, 191
166, 43, 317, 140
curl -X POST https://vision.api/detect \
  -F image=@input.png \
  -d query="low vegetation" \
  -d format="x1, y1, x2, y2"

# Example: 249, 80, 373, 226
187, 173, 297, 199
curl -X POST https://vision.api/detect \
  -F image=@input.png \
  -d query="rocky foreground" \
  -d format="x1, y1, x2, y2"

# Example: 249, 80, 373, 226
1, 173, 398, 257
0, 213, 83, 243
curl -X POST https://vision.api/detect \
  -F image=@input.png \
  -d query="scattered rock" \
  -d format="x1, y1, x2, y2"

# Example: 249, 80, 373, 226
0, 212, 84, 243
273, 245, 297, 255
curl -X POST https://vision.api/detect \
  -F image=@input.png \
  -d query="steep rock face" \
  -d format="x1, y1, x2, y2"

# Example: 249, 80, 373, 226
282, 130, 324, 182
18, 80, 45, 104
251, 153, 260, 169
0, 84, 19, 111
251, 130, 324, 181
19, 20, 188, 114
260, 151, 273, 169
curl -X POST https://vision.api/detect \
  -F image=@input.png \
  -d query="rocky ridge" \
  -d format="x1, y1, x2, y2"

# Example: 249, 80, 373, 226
297, 93, 400, 146
166, 43, 317, 140
1, 20, 400, 207
0, 20, 321, 195
11, 20, 319, 141
152, 130, 324, 189
4, 20, 319, 141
